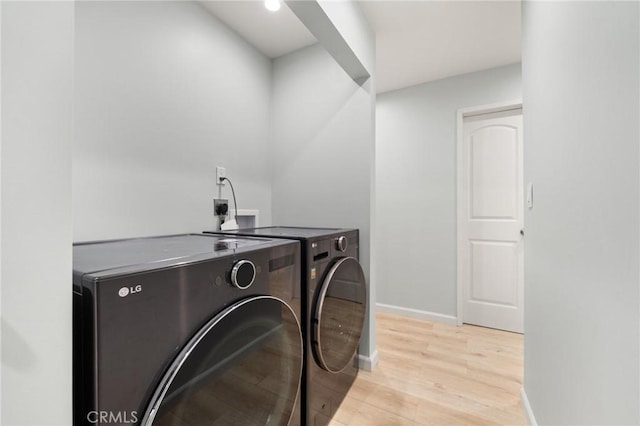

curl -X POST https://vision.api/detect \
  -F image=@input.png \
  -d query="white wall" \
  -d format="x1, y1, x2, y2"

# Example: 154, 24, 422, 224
74, 1, 272, 241
0, 1, 3, 419
1, 2, 74, 424
376, 64, 521, 317
271, 39, 377, 361
271, 44, 371, 235
522, 1, 639, 424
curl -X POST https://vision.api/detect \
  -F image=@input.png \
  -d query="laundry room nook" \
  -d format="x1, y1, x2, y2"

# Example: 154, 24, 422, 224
4, 1, 375, 424
2, 1, 639, 426
71, 1, 373, 424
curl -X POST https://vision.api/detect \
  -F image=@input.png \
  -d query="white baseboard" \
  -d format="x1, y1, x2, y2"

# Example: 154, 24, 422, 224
376, 303, 458, 325
358, 349, 378, 372
520, 388, 537, 426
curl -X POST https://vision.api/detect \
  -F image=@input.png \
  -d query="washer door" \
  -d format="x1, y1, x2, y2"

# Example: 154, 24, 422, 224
141, 296, 303, 426
313, 257, 367, 373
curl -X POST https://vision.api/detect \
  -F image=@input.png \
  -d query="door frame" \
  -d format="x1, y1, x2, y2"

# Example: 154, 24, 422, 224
456, 100, 523, 327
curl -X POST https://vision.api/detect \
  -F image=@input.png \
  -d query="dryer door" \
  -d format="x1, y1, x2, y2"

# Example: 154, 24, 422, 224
313, 257, 367, 373
141, 296, 303, 426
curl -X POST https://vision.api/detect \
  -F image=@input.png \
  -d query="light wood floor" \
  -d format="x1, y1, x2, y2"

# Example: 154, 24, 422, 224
331, 312, 525, 426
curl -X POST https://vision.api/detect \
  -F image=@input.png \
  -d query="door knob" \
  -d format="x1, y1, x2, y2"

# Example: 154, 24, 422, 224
520, 229, 525, 237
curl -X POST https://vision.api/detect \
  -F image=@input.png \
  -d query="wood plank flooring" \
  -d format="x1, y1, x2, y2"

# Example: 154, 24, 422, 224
331, 312, 525, 426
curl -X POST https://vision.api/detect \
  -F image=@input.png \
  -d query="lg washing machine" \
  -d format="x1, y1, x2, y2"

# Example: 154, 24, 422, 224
73, 234, 303, 425
204, 227, 367, 426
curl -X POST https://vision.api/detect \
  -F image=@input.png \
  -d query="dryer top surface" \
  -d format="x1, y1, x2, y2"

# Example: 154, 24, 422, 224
208, 226, 356, 241
73, 233, 289, 277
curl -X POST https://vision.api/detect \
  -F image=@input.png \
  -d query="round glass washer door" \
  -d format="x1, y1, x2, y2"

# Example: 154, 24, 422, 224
313, 257, 367, 373
141, 296, 303, 426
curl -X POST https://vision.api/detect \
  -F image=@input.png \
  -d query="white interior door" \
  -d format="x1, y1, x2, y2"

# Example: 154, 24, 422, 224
459, 108, 523, 333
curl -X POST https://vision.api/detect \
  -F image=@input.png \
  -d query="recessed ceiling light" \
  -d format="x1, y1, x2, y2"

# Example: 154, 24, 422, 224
265, 0, 281, 12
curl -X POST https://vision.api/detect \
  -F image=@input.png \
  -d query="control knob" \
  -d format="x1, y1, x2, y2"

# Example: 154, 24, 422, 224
231, 260, 256, 289
335, 236, 348, 252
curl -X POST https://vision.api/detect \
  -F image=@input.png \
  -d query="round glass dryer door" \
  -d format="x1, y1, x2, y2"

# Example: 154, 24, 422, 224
141, 296, 303, 426
313, 257, 367, 373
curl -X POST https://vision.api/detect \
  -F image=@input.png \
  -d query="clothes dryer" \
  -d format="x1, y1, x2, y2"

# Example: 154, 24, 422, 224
204, 227, 367, 426
73, 234, 303, 425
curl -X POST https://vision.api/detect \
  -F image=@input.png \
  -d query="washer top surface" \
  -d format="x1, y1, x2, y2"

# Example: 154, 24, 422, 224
73, 234, 289, 283
211, 226, 354, 240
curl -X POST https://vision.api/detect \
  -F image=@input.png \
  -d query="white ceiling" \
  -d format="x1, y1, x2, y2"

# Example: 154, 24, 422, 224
200, 1, 316, 58
361, 1, 521, 93
201, 0, 521, 94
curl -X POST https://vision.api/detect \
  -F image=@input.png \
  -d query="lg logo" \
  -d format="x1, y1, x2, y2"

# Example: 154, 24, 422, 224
118, 285, 142, 298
